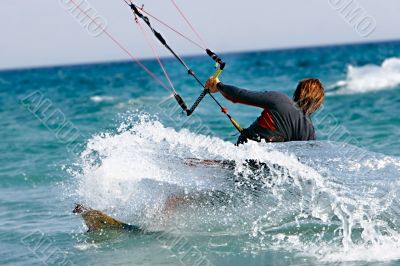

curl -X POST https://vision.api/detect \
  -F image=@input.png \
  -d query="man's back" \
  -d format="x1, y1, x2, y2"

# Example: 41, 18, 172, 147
216, 84, 316, 143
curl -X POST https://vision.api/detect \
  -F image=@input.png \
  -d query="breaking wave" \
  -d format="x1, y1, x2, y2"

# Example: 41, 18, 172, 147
70, 114, 400, 263
330, 57, 400, 95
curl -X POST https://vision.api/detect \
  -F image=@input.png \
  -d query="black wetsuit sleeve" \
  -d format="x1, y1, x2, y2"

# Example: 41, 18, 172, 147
217, 83, 275, 108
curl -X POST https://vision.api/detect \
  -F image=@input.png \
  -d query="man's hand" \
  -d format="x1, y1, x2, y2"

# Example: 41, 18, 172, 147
205, 76, 220, 93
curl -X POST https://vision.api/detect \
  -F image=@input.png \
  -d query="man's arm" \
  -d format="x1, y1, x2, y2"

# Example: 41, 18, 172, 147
217, 83, 273, 108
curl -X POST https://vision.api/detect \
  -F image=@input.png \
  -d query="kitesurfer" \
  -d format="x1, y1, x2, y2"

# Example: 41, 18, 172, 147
205, 78, 325, 145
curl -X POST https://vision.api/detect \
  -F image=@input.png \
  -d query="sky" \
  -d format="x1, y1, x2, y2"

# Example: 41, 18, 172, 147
0, 0, 399, 70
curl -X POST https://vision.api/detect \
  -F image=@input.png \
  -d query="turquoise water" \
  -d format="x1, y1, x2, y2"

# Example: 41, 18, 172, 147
1, 40, 400, 265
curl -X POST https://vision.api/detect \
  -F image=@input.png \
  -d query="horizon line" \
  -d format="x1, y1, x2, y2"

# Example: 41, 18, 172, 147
1, 38, 399, 73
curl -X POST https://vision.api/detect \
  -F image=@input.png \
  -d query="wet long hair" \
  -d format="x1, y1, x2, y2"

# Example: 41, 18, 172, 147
293, 78, 324, 115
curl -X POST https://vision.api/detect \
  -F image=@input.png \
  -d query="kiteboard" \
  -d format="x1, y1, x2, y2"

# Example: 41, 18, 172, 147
184, 158, 273, 173
73, 204, 142, 232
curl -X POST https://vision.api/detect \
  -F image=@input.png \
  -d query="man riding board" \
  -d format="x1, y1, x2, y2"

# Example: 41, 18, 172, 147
205, 77, 325, 145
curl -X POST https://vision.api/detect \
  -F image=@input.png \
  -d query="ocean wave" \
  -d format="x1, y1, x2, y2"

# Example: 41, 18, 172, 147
70, 114, 400, 262
330, 57, 400, 95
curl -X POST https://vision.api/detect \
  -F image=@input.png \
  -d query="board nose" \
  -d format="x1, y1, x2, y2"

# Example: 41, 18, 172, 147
73, 203, 85, 214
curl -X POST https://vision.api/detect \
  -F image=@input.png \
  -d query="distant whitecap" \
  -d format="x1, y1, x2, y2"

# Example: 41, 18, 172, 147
90, 95, 115, 103
331, 57, 400, 95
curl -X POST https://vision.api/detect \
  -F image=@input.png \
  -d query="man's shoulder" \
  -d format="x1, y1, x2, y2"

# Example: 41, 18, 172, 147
265, 91, 293, 103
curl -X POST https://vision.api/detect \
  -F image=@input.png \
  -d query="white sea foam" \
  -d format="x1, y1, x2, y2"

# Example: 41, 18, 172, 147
90, 95, 115, 103
71, 114, 400, 263
331, 57, 400, 95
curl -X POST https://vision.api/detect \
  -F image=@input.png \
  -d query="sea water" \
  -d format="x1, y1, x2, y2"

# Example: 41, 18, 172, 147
1, 41, 400, 265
